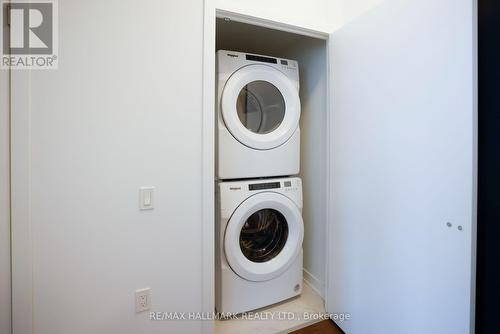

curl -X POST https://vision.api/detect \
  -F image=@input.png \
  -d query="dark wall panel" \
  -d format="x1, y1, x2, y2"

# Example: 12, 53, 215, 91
476, 1, 500, 333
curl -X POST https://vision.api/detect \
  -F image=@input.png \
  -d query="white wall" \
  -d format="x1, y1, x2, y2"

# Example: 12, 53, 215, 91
215, 0, 386, 33
12, 1, 205, 333
215, 0, 344, 33
332, 0, 385, 26
292, 42, 328, 297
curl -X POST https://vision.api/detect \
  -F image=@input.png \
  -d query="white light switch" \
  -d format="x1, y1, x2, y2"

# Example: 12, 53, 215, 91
139, 187, 154, 210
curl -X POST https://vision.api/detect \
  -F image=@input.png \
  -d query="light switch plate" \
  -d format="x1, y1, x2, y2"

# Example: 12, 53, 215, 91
139, 187, 154, 210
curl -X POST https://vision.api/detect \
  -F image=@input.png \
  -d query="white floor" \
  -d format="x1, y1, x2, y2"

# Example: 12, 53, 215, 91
215, 281, 325, 334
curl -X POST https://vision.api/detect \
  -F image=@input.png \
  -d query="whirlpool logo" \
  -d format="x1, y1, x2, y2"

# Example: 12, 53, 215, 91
1, 0, 58, 69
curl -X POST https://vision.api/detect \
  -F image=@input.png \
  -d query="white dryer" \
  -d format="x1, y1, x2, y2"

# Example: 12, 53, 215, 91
216, 177, 304, 314
217, 50, 301, 180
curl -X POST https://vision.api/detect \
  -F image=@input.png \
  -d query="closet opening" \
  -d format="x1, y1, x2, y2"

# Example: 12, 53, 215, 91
214, 15, 331, 334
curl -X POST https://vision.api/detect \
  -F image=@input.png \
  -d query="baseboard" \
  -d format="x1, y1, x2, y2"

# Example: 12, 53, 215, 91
303, 268, 325, 299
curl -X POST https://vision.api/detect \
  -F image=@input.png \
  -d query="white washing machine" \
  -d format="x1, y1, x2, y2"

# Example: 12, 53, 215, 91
217, 50, 301, 180
216, 177, 304, 314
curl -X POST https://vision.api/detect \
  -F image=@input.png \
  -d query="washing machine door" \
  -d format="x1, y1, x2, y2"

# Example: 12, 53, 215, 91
221, 64, 301, 150
224, 192, 304, 282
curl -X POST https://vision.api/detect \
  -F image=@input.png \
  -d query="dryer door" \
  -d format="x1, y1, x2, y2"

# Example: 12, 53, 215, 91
221, 64, 301, 150
224, 192, 304, 282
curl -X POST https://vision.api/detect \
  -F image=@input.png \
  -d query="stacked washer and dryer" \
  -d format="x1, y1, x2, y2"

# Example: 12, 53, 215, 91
216, 50, 305, 315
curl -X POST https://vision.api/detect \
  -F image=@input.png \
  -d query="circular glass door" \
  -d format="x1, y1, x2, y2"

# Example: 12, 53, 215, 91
224, 192, 303, 282
221, 64, 301, 150
239, 209, 289, 263
236, 81, 285, 134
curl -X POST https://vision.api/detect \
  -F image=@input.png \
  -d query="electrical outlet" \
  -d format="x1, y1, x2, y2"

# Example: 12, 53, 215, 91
135, 288, 151, 313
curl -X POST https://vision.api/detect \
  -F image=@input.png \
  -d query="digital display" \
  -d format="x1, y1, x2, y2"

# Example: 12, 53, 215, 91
246, 54, 278, 64
280, 60, 288, 65
284, 181, 292, 187
249, 182, 281, 191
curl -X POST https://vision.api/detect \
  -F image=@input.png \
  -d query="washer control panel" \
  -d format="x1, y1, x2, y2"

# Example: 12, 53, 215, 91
249, 182, 281, 191
219, 177, 302, 212
247, 179, 297, 191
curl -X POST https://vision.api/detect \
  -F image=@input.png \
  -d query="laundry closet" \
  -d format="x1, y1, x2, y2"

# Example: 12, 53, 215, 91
214, 17, 329, 334
2, 0, 476, 334
206, 0, 476, 333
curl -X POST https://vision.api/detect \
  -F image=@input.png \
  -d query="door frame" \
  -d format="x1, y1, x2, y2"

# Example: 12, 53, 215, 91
1, 49, 12, 334
201, 2, 332, 333
5, 11, 33, 334
9, 70, 32, 334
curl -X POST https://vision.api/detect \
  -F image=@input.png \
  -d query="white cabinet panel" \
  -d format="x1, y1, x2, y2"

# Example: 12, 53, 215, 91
11, 1, 206, 334
327, 0, 475, 333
